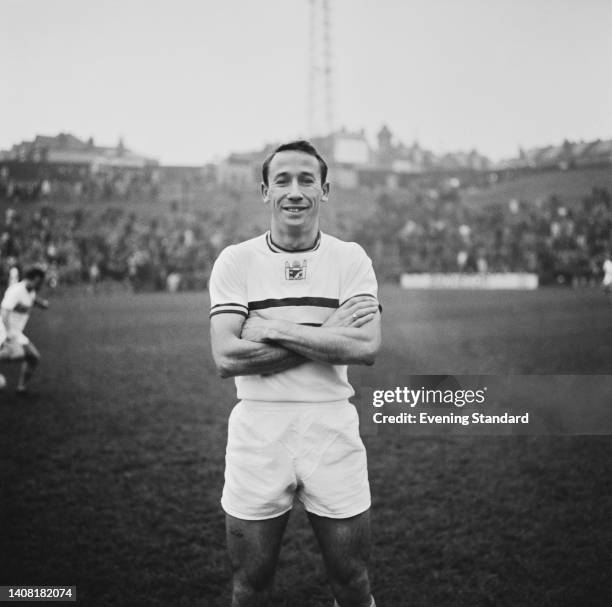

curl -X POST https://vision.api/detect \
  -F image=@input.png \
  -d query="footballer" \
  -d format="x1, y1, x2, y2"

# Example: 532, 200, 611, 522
0, 267, 49, 394
602, 253, 612, 300
209, 140, 381, 607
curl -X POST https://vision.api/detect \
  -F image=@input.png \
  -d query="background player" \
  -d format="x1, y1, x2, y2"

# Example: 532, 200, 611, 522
209, 140, 381, 607
602, 253, 612, 300
0, 267, 49, 394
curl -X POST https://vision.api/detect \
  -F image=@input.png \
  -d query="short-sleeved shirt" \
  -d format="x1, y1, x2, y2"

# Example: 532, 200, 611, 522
1, 281, 36, 336
209, 231, 379, 403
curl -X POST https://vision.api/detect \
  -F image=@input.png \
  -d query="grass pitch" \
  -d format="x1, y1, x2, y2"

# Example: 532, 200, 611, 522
1, 286, 611, 606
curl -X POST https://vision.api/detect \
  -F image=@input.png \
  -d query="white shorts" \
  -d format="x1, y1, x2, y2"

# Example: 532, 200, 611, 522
0, 333, 29, 360
221, 400, 371, 521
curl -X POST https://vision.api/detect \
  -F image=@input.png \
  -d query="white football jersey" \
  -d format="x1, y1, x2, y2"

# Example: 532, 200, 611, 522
209, 231, 379, 403
1, 280, 36, 335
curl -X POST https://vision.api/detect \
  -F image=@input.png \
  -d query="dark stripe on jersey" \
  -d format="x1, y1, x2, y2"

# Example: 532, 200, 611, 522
211, 302, 248, 310
248, 296, 339, 311
210, 309, 248, 319
266, 231, 322, 253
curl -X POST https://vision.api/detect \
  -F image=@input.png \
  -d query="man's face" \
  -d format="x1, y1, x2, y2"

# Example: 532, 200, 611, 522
262, 150, 329, 233
26, 275, 44, 291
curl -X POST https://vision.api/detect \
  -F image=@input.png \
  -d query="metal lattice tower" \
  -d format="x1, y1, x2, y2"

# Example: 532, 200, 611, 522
308, 0, 334, 138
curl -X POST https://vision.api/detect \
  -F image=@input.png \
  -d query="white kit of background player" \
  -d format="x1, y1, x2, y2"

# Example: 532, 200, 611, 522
0, 267, 49, 393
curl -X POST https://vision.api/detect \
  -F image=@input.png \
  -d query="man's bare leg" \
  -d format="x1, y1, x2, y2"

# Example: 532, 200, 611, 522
17, 342, 40, 393
308, 510, 374, 607
226, 511, 290, 607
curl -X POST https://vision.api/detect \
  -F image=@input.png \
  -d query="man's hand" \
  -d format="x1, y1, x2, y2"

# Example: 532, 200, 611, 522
323, 296, 379, 329
241, 316, 275, 343
241, 296, 378, 342
36, 298, 50, 310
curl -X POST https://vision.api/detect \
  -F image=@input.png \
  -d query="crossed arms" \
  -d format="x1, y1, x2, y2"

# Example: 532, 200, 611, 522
210, 296, 381, 378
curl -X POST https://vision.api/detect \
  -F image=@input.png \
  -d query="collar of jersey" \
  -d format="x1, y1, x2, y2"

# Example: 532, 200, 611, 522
266, 231, 322, 253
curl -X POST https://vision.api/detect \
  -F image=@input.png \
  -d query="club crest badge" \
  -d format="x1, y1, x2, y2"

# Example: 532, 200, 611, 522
285, 259, 307, 280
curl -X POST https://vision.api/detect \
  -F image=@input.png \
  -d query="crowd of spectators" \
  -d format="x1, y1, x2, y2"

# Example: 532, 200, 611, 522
0, 204, 249, 292
1, 184, 611, 291
354, 186, 612, 285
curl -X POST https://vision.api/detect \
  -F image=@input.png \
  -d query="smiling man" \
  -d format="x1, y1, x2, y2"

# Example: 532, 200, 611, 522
209, 140, 381, 607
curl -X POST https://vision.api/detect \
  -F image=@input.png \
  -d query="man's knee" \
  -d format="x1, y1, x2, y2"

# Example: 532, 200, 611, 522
233, 560, 276, 591
26, 353, 40, 365
329, 562, 371, 606
231, 562, 276, 604
24, 345, 40, 365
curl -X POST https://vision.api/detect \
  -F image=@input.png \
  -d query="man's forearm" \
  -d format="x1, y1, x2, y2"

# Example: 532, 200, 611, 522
266, 320, 380, 365
216, 339, 306, 378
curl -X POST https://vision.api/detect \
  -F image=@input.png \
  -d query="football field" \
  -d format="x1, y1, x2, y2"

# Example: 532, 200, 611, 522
1, 286, 611, 606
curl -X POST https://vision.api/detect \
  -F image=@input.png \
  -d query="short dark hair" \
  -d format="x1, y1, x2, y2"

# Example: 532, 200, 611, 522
262, 140, 328, 186
24, 267, 46, 282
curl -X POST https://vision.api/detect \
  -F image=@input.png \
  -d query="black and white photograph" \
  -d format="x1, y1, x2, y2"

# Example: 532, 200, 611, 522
1, 1, 611, 606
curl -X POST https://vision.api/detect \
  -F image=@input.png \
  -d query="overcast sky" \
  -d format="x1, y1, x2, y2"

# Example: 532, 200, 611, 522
1, 0, 611, 164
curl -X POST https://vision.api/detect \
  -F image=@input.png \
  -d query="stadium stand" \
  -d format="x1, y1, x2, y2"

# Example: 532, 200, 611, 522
1, 129, 611, 290
0, 181, 610, 291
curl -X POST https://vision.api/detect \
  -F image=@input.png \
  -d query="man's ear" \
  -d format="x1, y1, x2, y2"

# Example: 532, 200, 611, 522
321, 182, 330, 202
261, 182, 269, 204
